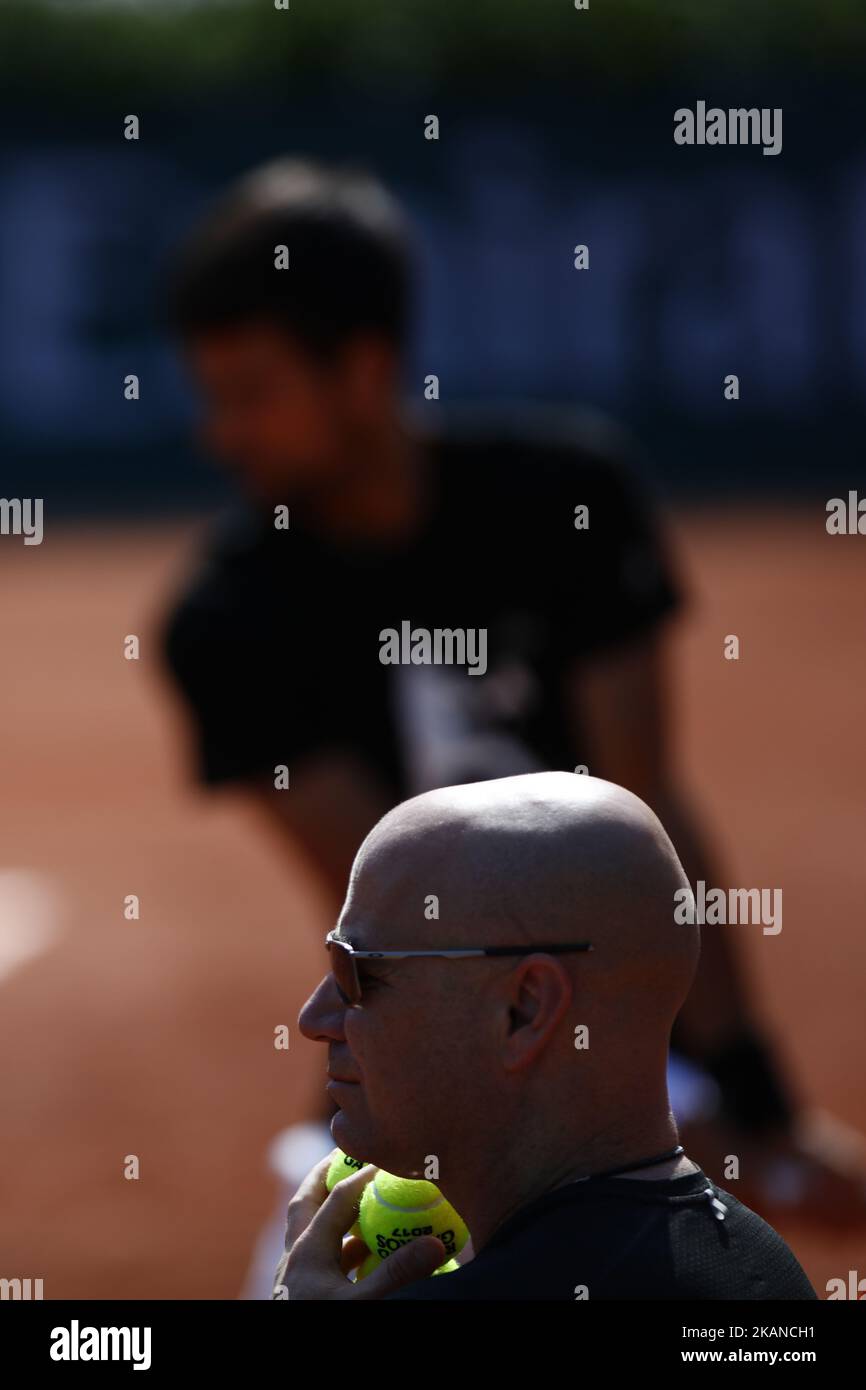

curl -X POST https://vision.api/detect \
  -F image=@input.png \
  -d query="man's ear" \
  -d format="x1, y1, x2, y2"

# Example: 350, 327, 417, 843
503, 956, 574, 1070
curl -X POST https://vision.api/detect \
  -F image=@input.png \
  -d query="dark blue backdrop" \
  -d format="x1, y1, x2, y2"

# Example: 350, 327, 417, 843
2, 84, 863, 509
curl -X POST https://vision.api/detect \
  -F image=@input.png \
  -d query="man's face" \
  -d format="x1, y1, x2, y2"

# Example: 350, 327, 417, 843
298, 871, 488, 1176
183, 323, 380, 503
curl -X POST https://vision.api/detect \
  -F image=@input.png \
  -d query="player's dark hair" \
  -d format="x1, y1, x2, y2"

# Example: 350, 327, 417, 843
166, 159, 412, 357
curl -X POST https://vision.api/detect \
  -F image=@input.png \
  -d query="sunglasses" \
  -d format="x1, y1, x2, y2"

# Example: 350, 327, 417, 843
325, 927, 594, 1007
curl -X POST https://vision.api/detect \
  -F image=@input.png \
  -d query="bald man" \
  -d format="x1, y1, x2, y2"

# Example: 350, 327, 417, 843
277, 773, 816, 1300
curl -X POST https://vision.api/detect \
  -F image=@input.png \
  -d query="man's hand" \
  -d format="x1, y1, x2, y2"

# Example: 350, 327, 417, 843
272, 1152, 447, 1300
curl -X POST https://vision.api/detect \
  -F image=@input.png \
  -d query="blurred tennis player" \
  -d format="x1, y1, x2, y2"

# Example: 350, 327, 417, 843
159, 158, 866, 1293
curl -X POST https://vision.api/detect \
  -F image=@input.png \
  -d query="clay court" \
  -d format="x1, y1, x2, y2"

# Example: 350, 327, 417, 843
0, 508, 863, 1298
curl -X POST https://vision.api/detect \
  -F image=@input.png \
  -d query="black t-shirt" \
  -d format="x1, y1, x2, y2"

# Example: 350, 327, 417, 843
383, 1169, 818, 1301
162, 411, 680, 799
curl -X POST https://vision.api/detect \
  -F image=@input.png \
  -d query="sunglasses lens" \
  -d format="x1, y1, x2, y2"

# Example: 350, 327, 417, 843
327, 938, 359, 1005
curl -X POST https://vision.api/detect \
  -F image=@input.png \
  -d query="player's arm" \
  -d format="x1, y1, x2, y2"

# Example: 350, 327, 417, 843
565, 629, 756, 1055
566, 628, 799, 1136
555, 444, 791, 1115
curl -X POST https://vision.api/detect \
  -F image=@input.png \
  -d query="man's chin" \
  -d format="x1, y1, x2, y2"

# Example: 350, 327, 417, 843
330, 1109, 372, 1162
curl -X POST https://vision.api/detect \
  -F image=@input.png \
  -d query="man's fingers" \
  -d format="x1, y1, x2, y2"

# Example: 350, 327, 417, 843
273, 1248, 289, 1296
311, 1163, 378, 1247
354, 1235, 447, 1299
277, 1158, 452, 1299
284, 1151, 334, 1247
287, 1160, 378, 1267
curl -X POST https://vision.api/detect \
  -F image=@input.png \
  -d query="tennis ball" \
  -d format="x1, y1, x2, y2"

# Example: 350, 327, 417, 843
358, 1172, 469, 1271
325, 1148, 366, 1193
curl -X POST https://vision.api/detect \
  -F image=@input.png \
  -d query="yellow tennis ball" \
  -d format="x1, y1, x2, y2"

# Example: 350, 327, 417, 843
358, 1172, 469, 1272
325, 1149, 366, 1193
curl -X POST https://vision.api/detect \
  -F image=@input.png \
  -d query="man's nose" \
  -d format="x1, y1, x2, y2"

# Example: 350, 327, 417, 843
298, 973, 348, 1043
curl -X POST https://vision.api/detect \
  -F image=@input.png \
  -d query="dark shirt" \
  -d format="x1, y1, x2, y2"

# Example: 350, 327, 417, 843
383, 1168, 818, 1301
162, 410, 680, 799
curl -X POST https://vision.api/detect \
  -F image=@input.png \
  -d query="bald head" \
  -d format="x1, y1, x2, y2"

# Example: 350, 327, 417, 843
300, 772, 699, 1247
349, 770, 696, 1005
